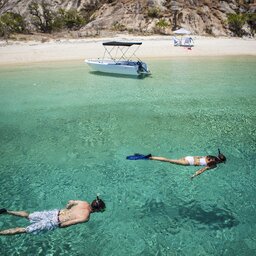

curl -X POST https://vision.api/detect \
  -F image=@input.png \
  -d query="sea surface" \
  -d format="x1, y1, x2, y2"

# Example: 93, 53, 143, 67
0, 56, 256, 256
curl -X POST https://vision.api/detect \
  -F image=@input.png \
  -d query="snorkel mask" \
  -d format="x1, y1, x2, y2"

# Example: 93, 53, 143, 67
91, 195, 106, 212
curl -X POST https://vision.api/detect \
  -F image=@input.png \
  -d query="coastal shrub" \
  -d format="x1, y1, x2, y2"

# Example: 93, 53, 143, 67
0, 12, 26, 38
111, 21, 126, 31
246, 13, 256, 36
227, 13, 256, 37
155, 19, 169, 34
58, 8, 86, 30
147, 7, 162, 18
227, 13, 246, 37
205, 25, 213, 35
156, 19, 169, 28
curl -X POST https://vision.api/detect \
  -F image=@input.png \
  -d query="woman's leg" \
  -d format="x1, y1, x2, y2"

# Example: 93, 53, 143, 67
149, 156, 189, 165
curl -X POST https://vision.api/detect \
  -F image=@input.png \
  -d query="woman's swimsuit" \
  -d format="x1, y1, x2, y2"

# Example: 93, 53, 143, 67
185, 156, 194, 165
185, 156, 207, 166
199, 157, 207, 166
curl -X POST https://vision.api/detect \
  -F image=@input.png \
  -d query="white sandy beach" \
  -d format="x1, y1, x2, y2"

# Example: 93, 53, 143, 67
0, 35, 255, 65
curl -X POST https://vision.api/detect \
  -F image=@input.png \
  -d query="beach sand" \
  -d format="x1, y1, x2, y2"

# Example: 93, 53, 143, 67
0, 35, 255, 65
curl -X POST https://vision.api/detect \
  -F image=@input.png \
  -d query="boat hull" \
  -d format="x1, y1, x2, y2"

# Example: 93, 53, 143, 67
85, 60, 150, 76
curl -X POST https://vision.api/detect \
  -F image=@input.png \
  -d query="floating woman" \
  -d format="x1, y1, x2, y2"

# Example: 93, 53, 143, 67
126, 149, 226, 179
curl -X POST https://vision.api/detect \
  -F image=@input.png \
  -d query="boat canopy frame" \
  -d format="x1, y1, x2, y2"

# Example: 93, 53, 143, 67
102, 41, 143, 63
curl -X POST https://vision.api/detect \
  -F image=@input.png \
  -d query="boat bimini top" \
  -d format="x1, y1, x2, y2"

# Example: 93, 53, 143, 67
101, 41, 143, 63
102, 41, 142, 46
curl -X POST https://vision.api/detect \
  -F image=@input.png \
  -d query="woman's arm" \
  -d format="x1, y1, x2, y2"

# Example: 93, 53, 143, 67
191, 166, 211, 179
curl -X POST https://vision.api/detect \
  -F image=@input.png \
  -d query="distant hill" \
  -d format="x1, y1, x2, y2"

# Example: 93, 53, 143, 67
0, 0, 255, 38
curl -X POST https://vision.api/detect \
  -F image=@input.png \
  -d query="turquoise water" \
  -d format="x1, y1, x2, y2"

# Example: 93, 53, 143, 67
0, 57, 256, 255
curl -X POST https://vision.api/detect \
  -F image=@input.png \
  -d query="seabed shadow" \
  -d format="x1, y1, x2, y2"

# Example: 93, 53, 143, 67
89, 71, 149, 80
178, 202, 239, 230
140, 199, 239, 231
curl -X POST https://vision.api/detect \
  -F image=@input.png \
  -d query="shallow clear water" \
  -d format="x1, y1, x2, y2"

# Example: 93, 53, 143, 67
0, 57, 256, 255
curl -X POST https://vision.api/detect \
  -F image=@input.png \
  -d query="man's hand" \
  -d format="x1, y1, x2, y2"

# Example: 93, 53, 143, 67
66, 200, 77, 209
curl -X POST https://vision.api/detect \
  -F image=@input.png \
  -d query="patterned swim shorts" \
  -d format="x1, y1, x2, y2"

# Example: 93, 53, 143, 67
26, 209, 60, 234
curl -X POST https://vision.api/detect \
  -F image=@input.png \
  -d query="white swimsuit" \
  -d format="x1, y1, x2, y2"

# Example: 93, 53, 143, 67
185, 156, 194, 165
199, 157, 207, 166
185, 156, 207, 166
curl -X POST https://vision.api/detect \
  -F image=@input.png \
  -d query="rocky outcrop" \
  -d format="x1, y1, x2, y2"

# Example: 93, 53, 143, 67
81, 0, 256, 36
1, 0, 255, 37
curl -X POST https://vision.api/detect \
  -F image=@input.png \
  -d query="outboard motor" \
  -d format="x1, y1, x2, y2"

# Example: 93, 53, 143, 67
137, 61, 143, 72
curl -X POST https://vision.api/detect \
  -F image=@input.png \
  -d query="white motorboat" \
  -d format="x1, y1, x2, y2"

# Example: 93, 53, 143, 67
85, 41, 151, 77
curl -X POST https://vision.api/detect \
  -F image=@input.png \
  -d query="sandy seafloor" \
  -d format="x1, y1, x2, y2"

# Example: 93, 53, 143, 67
0, 36, 256, 255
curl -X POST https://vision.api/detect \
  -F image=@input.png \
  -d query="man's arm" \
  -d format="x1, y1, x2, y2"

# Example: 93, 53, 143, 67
59, 217, 89, 228
66, 200, 80, 209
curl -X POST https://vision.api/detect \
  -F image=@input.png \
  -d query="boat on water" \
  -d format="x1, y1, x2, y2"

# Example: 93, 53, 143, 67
85, 41, 151, 77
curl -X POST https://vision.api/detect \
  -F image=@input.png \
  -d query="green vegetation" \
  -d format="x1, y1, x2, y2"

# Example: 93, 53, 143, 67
155, 19, 169, 34
156, 19, 169, 28
227, 13, 247, 37
227, 13, 256, 37
0, 12, 26, 38
147, 7, 162, 19
0, 1, 87, 38
28, 1, 55, 33
28, 2, 86, 33
57, 8, 86, 30
111, 21, 126, 31
246, 13, 256, 36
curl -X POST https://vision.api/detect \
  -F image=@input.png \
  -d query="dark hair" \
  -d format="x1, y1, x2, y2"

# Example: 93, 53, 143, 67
207, 155, 219, 166
91, 196, 106, 212
218, 153, 226, 163
217, 149, 226, 163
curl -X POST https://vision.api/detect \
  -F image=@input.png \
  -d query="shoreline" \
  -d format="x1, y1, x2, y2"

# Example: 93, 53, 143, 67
0, 35, 255, 66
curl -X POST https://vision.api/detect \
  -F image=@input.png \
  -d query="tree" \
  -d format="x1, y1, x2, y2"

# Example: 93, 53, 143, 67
29, 1, 55, 33
29, 2, 87, 33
